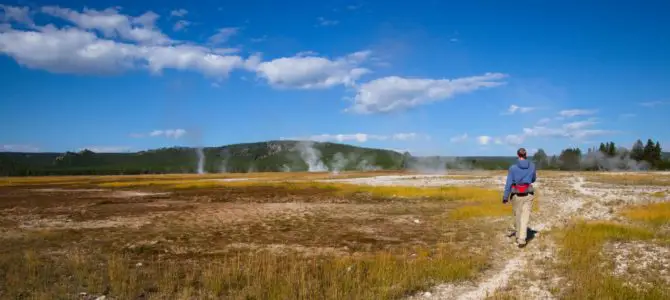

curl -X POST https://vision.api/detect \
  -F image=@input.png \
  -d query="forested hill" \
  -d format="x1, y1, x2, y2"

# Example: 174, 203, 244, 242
3, 139, 669, 176
0, 141, 400, 176
0, 140, 520, 176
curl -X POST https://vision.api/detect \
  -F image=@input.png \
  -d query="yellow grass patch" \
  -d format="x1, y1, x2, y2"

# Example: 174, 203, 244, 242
449, 194, 540, 220
97, 180, 501, 203
649, 191, 668, 198
1, 245, 488, 299
585, 173, 670, 186
555, 221, 668, 299
0, 171, 408, 187
620, 201, 670, 226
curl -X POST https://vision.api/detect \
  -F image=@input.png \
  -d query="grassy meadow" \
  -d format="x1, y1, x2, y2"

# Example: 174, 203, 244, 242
0, 172, 509, 299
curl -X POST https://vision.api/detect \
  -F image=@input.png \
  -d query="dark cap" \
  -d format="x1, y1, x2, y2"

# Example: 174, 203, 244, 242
517, 148, 527, 158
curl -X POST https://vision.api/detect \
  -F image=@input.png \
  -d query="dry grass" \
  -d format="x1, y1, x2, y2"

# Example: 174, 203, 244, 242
555, 219, 670, 299
449, 193, 540, 220
98, 180, 501, 203
556, 221, 664, 298
621, 201, 670, 227
649, 191, 668, 198
585, 172, 670, 186
0, 171, 406, 187
0, 174, 501, 299
0, 245, 488, 299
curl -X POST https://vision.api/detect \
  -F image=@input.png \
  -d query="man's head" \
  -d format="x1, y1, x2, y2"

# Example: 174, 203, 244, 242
517, 148, 527, 160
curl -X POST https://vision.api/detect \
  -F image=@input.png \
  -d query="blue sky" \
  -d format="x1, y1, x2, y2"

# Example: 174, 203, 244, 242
1, 0, 669, 156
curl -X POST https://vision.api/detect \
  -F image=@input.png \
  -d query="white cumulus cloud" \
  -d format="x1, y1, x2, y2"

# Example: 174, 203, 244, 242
41, 6, 170, 45
255, 50, 372, 89
0, 6, 255, 78
0, 4, 33, 25
347, 72, 508, 114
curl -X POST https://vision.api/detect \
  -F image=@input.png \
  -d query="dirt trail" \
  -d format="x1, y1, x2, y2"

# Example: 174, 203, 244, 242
342, 173, 650, 300
324, 173, 663, 299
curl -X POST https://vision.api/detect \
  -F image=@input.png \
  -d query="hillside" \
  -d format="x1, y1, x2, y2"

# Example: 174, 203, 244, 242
0, 140, 519, 176
0, 141, 402, 176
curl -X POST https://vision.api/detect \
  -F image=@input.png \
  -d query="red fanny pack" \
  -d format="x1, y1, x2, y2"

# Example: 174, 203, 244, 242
512, 183, 531, 193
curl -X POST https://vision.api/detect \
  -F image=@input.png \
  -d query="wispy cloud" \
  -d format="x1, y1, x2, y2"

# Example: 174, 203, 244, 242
485, 118, 614, 147
79, 146, 132, 153
250, 35, 267, 43
0, 144, 39, 152
173, 20, 190, 31
131, 129, 187, 139
503, 104, 536, 115
208, 27, 239, 45
450, 133, 468, 143
639, 101, 667, 107
281, 132, 429, 143
317, 17, 339, 26
170, 9, 188, 17
558, 109, 598, 118
477, 136, 492, 145
536, 118, 552, 125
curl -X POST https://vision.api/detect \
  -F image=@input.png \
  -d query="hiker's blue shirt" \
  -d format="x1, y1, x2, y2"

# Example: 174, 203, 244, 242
503, 159, 537, 200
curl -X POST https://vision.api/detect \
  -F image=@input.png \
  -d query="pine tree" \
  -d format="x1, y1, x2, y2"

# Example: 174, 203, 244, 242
654, 141, 662, 162
631, 139, 644, 161
598, 143, 607, 154
533, 149, 548, 169
644, 139, 656, 163
607, 142, 617, 157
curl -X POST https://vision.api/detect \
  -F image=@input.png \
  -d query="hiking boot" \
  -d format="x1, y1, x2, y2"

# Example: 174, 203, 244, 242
517, 242, 527, 249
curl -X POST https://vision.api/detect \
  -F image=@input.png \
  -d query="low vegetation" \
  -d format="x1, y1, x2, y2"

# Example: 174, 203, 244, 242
1, 245, 488, 299
555, 221, 667, 299
555, 197, 670, 299
0, 173, 506, 299
621, 201, 670, 227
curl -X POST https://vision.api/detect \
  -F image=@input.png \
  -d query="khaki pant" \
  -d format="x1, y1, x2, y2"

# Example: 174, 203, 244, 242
511, 193, 534, 244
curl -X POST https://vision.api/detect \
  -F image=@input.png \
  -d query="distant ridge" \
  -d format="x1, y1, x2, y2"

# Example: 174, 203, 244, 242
0, 140, 519, 176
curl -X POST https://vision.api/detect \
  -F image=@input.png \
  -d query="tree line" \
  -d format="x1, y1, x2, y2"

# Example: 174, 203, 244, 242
532, 139, 668, 171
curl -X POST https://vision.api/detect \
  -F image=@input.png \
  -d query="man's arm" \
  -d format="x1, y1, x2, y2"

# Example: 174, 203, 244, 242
503, 168, 513, 202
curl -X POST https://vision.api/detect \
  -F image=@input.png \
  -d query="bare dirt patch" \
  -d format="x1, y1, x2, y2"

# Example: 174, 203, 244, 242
604, 241, 670, 287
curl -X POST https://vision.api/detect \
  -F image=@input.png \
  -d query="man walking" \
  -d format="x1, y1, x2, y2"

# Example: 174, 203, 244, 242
502, 148, 537, 248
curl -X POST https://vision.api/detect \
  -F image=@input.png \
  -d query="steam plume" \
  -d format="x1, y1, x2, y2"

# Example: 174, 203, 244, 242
196, 147, 205, 174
